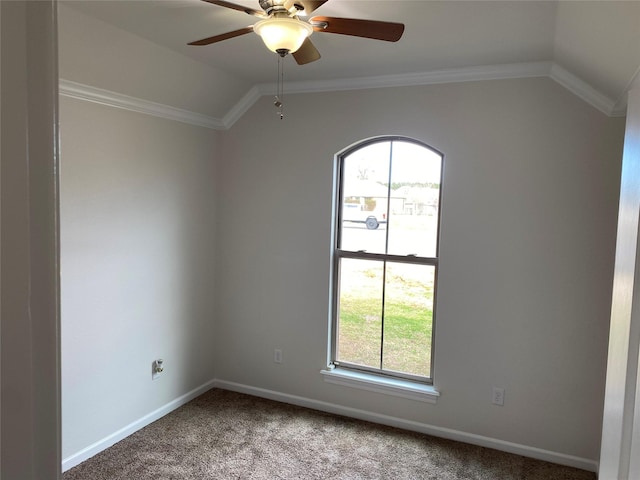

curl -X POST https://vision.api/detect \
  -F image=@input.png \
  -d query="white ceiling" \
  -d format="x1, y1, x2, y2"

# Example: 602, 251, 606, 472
62, 0, 640, 118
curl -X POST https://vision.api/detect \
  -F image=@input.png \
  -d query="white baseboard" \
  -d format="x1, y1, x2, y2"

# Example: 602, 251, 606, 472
61, 379, 217, 472
214, 379, 598, 473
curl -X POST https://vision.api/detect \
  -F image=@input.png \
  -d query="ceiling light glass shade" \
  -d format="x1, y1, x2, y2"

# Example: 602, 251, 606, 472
254, 17, 313, 54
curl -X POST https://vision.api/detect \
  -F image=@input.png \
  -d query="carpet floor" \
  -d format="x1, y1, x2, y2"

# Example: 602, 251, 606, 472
63, 389, 596, 480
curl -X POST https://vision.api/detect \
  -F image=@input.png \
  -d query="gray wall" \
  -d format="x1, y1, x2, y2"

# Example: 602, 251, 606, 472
60, 97, 218, 458
58, 3, 222, 461
216, 77, 625, 461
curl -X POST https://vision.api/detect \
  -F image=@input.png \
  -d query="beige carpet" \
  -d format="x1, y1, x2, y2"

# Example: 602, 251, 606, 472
63, 389, 596, 480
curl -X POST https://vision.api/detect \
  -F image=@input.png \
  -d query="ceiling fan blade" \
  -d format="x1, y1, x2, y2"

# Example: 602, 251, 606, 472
292, 38, 321, 65
201, 0, 266, 17
286, 0, 328, 15
188, 26, 254, 46
310, 16, 405, 42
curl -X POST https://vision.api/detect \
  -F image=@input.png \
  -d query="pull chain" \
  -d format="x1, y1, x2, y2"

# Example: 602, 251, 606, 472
274, 53, 285, 120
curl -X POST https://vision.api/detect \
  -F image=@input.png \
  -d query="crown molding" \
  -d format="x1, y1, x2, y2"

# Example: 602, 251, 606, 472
59, 79, 225, 130
60, 62, 624, 131
612, 64, 640, 115
231, 61, 620, 125
548, 64, 623, 117
221, 86, 262, 129
256, 61, 552, 97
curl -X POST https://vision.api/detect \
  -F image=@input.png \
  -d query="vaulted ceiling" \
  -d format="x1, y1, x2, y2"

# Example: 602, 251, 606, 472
62, 0, 640, 121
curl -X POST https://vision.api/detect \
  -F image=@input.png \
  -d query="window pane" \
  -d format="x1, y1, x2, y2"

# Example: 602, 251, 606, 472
339, 142, 390, 254
387, 141, 442, 258
337, 258, 383, 369
382, 263, 434, 377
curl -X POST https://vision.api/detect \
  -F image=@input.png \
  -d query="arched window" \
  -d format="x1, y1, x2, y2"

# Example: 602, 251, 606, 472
330, 137, 443, 384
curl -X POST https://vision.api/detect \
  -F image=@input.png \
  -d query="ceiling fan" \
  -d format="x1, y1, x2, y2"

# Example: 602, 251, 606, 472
188, 0, 405, 65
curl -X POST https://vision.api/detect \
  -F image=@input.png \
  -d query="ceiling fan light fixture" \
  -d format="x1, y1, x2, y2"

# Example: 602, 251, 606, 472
254, 17, 312, 54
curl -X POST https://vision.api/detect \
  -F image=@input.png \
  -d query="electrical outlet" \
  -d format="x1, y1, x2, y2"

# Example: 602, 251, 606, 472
274, 349, 283, 364
492, 387, 505, 406
152, 359, 164, 380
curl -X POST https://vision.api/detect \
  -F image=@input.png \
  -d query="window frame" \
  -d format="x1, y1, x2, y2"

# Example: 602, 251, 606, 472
330, 136, 444, 386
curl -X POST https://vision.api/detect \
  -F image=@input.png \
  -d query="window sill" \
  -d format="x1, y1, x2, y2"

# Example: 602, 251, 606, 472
320, 368, 440, 404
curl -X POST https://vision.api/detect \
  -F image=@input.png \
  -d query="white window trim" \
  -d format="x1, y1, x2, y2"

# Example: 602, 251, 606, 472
330, 137, 443, 385
321, 367, 440, 404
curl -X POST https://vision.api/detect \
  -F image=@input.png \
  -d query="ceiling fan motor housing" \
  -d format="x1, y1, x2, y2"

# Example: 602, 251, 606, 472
259, 0, 289, 15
